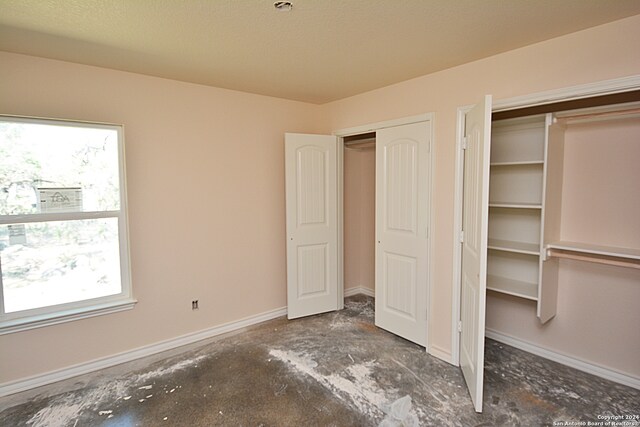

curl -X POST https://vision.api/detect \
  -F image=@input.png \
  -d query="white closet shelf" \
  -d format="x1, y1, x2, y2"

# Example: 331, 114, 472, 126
488, 239, 540, 255
490, 160, 544, 167
545, 241, 640, 269
487, 275, 538, 301
489, 202, 542, 209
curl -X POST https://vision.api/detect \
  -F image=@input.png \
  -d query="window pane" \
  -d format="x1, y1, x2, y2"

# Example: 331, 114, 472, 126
0, 218, 122, 313
0, 121, 120, 215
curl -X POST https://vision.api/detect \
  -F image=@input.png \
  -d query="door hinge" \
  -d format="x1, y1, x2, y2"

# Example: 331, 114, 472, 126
462, 137, 468, 150
458, 321, 462, 333
459, 230, 464, 243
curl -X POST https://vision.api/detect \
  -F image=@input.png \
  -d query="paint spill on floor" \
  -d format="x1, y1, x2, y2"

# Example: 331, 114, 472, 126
134, 356, 206, 383
25, 355, 206, 427
380, 395, 419, 427
269, 348, 421, 423
329, 315, 355, 330
25, 397, 83, 427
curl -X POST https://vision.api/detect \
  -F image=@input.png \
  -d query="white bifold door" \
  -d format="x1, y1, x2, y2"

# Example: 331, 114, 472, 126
285, 133, 339, 319
375, 122, 430, 347
460, 96, 492, 413
285, 121, 431, 349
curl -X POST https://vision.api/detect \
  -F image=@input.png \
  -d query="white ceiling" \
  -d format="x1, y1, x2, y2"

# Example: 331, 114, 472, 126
1, 0, 639, 104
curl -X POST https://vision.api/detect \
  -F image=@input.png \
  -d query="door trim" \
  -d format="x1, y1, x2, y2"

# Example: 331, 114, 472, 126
334, 113, 435, 353
492, 75, 640, 113
334, 113, 433, 137
452, 74, 640, 366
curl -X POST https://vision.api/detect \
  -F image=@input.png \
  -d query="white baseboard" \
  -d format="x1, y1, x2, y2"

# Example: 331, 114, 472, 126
0, 306, 287, 397
486, 328, 640, 390
344, 286, 375, 298
429, 344, 456, 366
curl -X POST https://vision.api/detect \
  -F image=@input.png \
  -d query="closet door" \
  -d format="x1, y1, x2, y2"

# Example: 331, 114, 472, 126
375, 121, 430, 347
285, 133, 339, 319
460, 95, 492, 413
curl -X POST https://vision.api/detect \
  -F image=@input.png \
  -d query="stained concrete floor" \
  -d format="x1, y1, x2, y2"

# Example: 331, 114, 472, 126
1, 295, 639, 426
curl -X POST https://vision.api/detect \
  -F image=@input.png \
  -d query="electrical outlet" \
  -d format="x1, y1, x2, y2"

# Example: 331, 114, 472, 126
192, 300, 199, 310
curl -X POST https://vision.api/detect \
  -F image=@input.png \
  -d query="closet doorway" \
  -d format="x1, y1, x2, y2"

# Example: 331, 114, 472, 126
284, 114, 434, 348
454, 80, 640, 414
342, 131, 376, 305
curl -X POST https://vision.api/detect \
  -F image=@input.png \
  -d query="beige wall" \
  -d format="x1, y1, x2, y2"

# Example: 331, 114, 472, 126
321, 15, 640, 369
344, 146, 376, 293
0, 52, 324, 384
2, 13, 640, 386
559, 118, 640, 248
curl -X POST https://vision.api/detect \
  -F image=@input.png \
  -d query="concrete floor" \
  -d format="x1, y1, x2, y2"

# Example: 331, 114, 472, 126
1, 295, 639, 426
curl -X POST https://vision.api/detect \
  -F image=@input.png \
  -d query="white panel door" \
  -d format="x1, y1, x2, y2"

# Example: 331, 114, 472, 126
460, 95, 492, 413
375, 121, 430, 347
285, 133, 339, 319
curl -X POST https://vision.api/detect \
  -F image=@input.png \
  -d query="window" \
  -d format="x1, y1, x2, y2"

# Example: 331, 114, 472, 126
0, 116, 134, 334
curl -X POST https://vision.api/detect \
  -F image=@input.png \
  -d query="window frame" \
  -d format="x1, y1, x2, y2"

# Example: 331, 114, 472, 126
0, 115, 135, 334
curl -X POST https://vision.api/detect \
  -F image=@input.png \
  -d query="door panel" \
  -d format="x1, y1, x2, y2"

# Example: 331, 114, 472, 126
375, 121, 430, 347
285, 133, 338, 319
460, 96, 492, 413
297, 244, 328, 297
384, 253, 417, 318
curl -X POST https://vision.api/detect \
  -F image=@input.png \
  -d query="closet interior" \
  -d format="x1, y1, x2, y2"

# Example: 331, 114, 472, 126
343, 133, 376, 295
487, 99, 640, 323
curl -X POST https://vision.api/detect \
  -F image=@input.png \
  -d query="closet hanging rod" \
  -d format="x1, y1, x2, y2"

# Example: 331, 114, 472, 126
344, 138, 376, 149
556, 107, 640, 124
546, 248, 640, 270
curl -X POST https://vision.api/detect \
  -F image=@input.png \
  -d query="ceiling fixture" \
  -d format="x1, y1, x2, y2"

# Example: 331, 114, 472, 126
274, 1, 293, 12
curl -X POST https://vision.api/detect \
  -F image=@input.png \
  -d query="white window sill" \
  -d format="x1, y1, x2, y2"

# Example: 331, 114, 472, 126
0, 298, 137, 335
